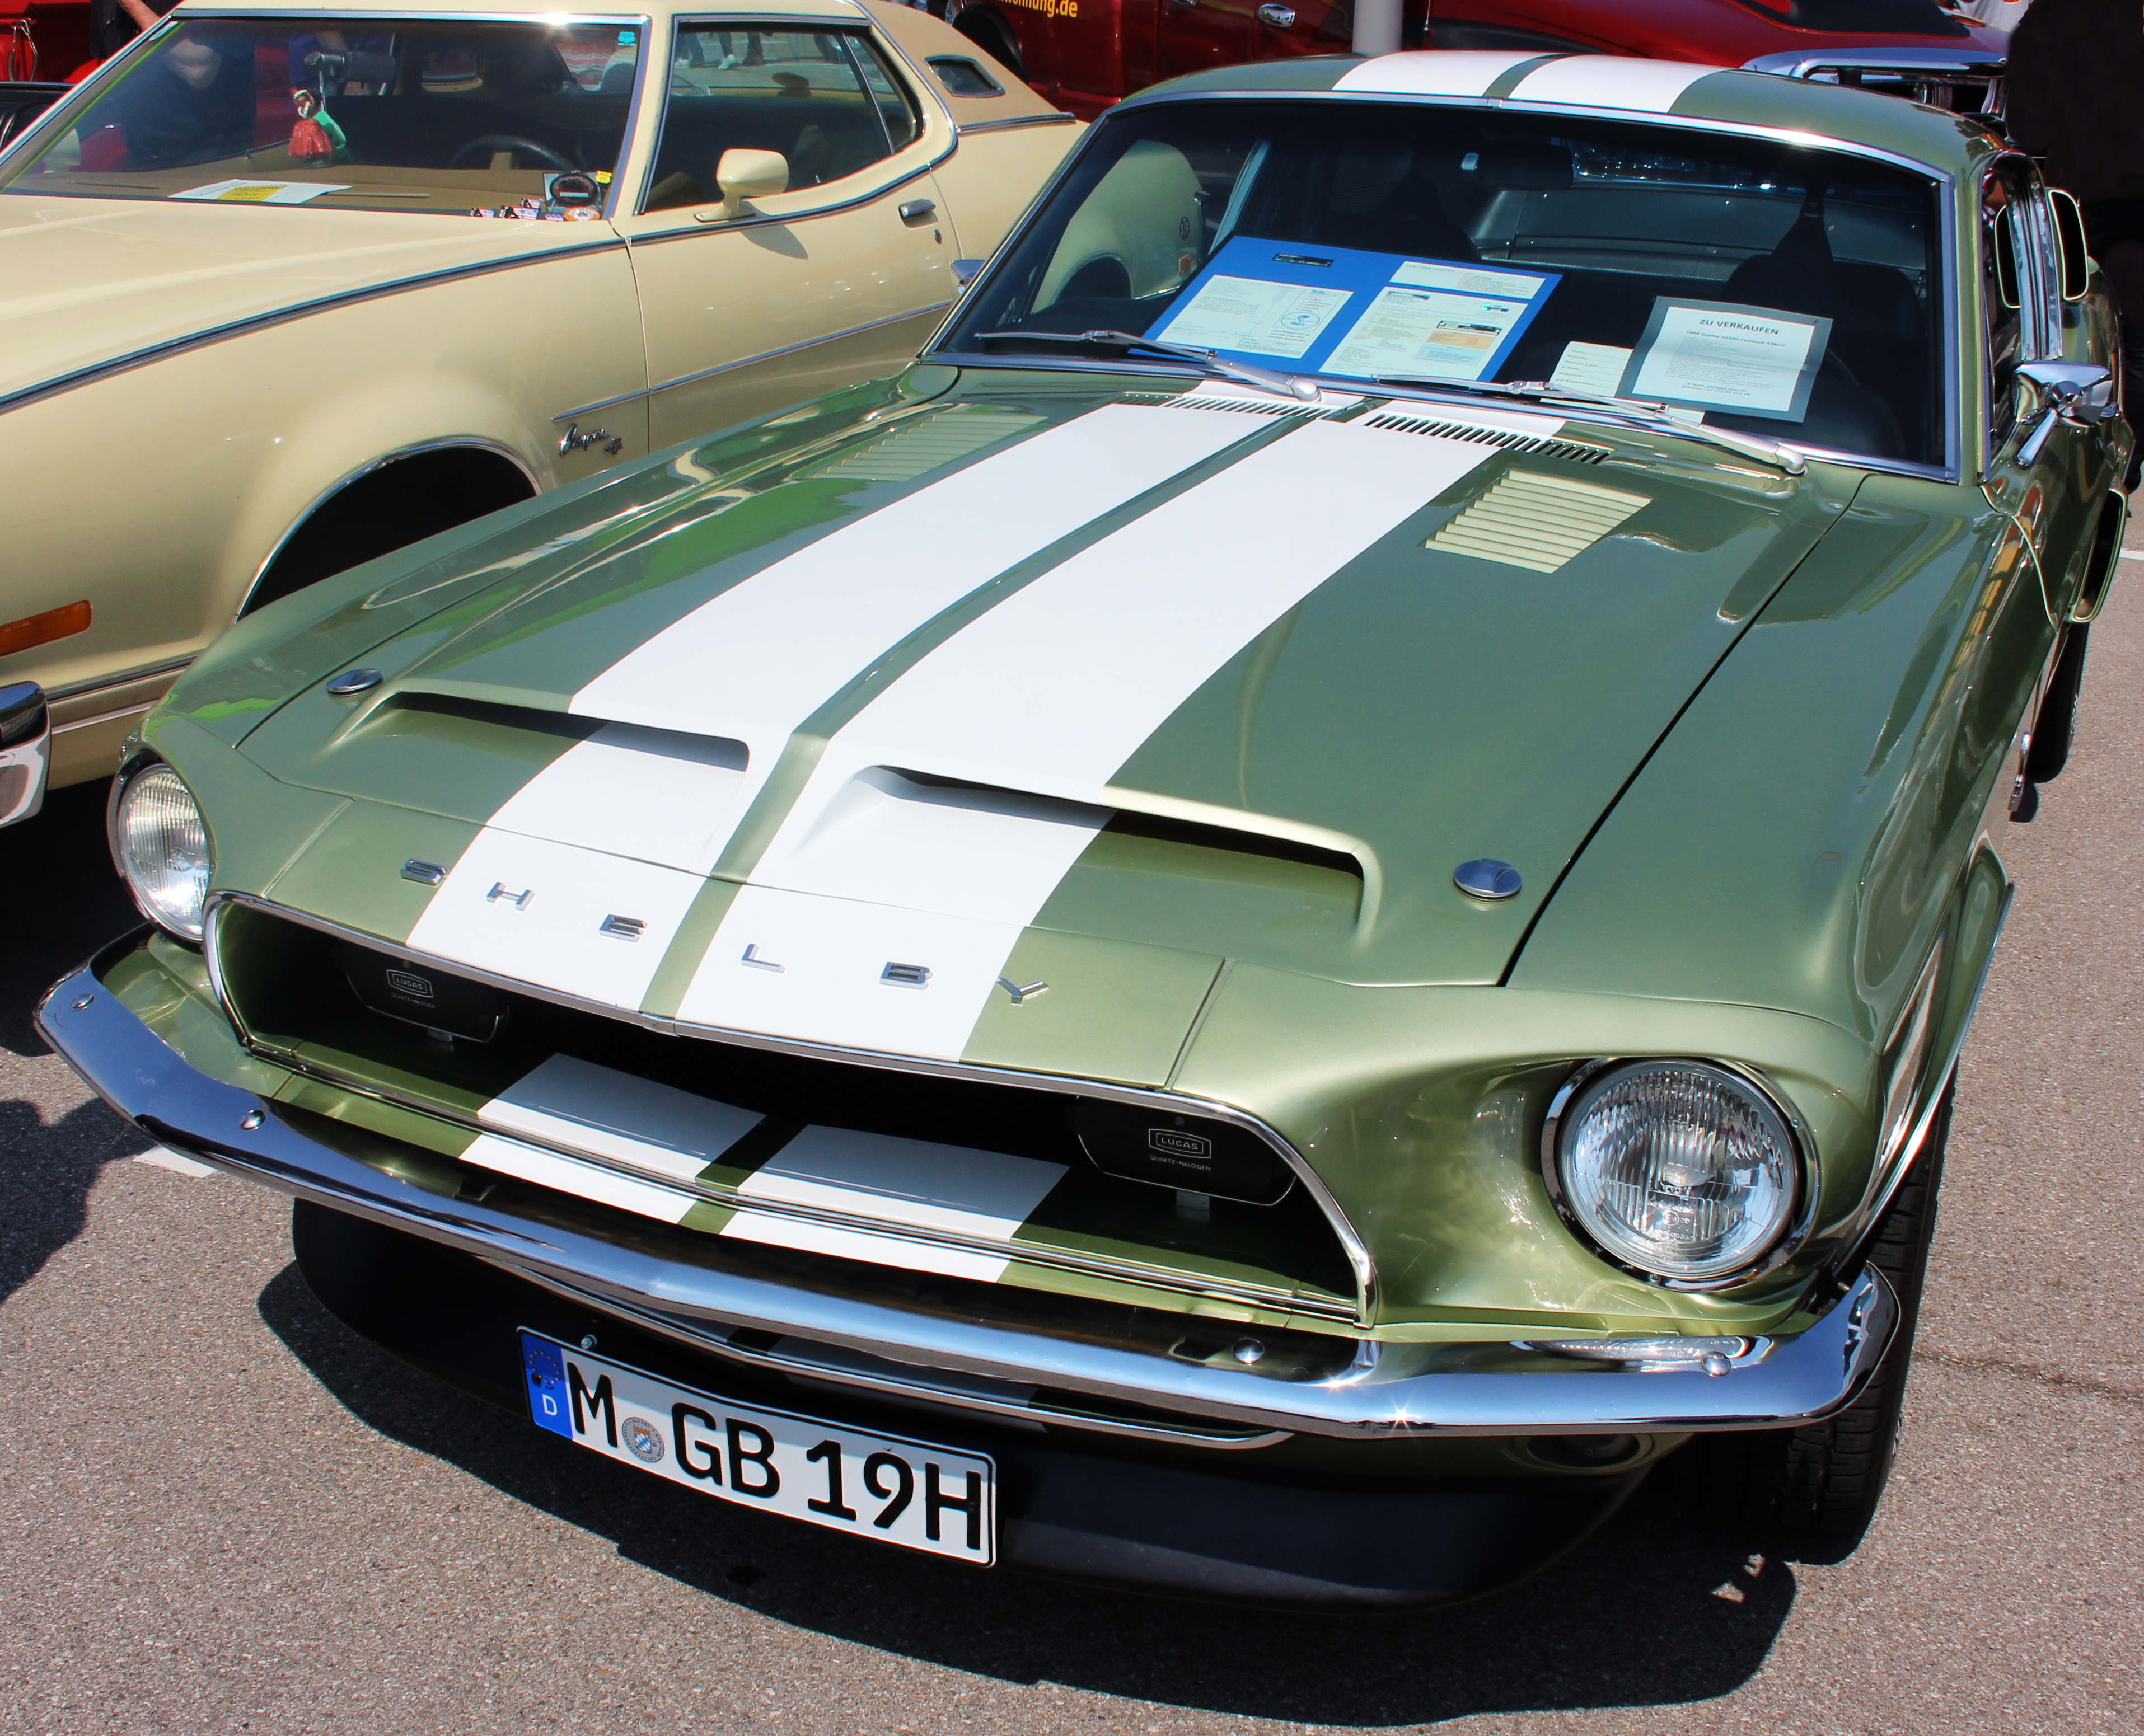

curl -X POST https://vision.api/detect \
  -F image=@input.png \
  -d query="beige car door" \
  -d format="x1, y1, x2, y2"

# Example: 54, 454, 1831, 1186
619, 20, 958, 447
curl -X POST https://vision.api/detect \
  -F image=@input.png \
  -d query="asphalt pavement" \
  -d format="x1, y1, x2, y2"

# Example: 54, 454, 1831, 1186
3, 565, 2142, 1735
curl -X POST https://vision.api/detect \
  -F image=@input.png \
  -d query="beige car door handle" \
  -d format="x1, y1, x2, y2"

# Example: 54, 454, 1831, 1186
898, 198, 937, 224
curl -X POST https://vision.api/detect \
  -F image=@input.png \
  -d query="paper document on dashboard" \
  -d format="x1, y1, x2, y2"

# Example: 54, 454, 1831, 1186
1548, 342, 1632, 396
1625, 302, 1828, 420
1325, 281, 1534, 381
1153, 275, 1352, 360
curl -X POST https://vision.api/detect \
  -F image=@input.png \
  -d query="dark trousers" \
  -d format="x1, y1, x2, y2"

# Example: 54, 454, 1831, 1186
2081, 198, 2144, 485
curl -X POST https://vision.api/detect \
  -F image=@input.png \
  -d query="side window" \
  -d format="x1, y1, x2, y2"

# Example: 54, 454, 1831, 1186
846, 36, 922, 156
643, 26, 912, 214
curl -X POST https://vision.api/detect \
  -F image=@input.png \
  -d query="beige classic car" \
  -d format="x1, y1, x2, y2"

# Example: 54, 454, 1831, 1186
0, 0, 1076, 820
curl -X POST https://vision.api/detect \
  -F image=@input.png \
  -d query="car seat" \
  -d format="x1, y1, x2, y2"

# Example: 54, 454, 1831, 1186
1724, 190, 1931, 458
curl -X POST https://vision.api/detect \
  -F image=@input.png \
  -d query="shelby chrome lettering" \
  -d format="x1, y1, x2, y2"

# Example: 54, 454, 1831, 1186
522, 1333, 995, 1561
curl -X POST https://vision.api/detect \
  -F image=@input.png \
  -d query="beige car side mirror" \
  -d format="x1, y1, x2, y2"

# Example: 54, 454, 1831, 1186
703, 148, 789, 222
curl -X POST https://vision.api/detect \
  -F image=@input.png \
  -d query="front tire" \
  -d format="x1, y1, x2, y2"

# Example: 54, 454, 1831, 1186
1705, 1082, 1951, 1537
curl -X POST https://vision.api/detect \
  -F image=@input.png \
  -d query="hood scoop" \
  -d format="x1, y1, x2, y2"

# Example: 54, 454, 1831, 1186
1422, 468, 1650, 574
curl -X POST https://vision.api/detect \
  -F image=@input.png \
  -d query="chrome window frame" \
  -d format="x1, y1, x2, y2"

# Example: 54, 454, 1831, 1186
637, 13, 940, 219
925, 91, 1965, 482
1977, 152, 2066, 473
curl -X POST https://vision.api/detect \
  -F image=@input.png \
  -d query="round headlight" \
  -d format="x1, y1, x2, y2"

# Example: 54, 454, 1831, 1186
114, 763, 213, 941
1548, 1060, 1801, 1283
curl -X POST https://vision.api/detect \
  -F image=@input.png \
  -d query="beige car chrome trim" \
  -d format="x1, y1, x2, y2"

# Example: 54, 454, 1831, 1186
202, 889, 1379, 1320
957, 111, 1076, 133
649, 303, 952, 396
0, 240, 629, 421
45, 656, 193, 706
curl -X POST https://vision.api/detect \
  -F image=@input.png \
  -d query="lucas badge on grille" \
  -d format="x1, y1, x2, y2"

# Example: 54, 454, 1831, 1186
336, 940, 509, 1042
1072, 1100, 1295, 1205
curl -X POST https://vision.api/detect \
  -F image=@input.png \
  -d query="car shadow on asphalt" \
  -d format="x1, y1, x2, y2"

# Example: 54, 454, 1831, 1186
1, 779, 153, 1307
258, 1260, 1819, 1724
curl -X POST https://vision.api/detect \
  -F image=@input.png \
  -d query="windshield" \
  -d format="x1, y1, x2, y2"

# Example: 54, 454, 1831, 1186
940, 100, 1947, 467
0, 17, 642, 215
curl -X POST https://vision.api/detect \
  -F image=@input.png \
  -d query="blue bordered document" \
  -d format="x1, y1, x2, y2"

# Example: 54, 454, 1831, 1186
1150, 238, 1558, 383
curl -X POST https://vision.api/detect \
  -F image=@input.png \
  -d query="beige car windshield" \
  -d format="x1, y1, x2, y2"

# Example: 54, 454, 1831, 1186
0, 18, 642, 214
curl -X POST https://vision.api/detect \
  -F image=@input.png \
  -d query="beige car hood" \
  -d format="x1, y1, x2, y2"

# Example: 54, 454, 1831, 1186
0, 197, 615, 406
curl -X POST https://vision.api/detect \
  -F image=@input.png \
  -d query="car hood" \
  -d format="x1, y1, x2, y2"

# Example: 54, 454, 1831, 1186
0, 196, 612, 407
233, 380, 1858, 1062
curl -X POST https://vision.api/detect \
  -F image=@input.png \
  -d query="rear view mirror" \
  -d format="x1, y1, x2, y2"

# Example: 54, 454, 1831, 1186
706, 148, 788, 222
2049, 188, 2091, 302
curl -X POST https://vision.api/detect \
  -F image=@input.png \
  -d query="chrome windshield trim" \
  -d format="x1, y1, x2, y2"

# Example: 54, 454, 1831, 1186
202, 890, 1378, 1319
38, 952, 1899, 1438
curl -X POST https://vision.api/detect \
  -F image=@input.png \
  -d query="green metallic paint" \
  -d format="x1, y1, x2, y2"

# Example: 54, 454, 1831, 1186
264, 803, 485, 948
1082, 448, 1855, 984
640, 878, 743, 1020
959, 928, 1221, 1085
102, 76, 2132, 1345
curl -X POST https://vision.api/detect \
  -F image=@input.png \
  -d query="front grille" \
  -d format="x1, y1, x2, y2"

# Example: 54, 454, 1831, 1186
214, 902, 1360, 1310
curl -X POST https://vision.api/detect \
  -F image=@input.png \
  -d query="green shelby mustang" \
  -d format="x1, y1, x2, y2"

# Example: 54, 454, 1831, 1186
39, 51, 2133, 1609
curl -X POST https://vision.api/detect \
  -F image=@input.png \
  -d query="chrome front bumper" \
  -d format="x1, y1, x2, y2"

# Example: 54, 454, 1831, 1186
38, 955, 1898, 1443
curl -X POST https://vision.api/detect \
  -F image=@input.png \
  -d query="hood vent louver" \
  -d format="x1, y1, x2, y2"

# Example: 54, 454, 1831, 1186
808, 408, 1045, 484
1421, 469, 1651, 574
1121, 392, 1305, 417
1361, 411, 1609, 465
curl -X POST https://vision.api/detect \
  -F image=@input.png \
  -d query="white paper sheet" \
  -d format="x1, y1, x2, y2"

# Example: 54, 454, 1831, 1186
1324, 284, 1532, 381
1548, 341, 1632, 396
1152, 275, 1351, 360
172, 179, 348, 204
1628, 305, 1820, 417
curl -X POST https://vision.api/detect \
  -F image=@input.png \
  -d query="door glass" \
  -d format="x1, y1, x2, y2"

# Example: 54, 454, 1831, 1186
846, 36, 921, 154
1981, 168, 2029, 448
645, 26, 908, 213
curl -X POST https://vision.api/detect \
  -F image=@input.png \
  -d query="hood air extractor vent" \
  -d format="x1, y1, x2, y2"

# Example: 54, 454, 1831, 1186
1361, 411, 1609, 465
809, 407, 1044, 484
1421, 469, 1650, 574
1121, 392, 1305, 417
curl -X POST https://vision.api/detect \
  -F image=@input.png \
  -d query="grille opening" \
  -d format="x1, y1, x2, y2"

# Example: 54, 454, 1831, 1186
217, 904, 1359, 1305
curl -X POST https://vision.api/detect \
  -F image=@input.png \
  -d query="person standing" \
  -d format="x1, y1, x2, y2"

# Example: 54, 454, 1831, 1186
2003, 0, 2144, 486
89, 0, 178, 63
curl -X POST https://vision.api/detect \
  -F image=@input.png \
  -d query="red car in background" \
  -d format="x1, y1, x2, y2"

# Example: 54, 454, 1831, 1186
938, 0, 2009, 121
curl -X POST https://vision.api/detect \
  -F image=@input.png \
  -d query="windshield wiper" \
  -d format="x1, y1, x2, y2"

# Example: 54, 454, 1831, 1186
977, 329, 1321, 404
1374, 375, 1807, 476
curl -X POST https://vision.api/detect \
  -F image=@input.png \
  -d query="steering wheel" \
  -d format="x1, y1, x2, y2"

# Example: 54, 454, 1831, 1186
450, 134, 576, 172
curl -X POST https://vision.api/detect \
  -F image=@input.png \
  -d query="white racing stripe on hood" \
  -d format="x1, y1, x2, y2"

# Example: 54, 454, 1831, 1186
561, 401, 1258, 861
1506, 56, 1724, 111
406, 402, 1256, 1002
407, 832, 706, 1010
681, 415, 1515, 1056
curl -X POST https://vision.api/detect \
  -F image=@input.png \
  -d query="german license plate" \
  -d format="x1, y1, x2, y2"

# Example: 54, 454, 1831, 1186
518, 1331, 996, 1564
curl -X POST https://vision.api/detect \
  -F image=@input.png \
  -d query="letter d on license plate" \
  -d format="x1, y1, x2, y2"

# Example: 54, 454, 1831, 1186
519, 1331, 996, 1564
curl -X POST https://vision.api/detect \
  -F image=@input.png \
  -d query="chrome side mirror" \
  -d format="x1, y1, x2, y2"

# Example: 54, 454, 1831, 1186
0, 680, 49, 827
2014, 359, 2115, 464
951, 257, 984, 286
